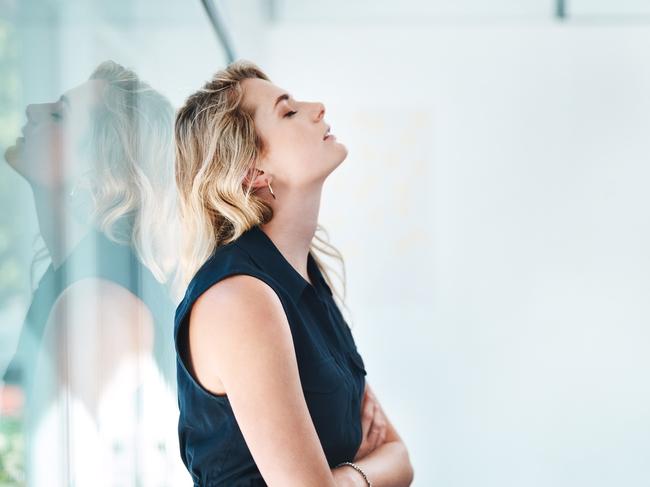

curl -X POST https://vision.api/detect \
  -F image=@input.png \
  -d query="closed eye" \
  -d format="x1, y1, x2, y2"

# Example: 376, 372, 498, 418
284, 110, 297, 118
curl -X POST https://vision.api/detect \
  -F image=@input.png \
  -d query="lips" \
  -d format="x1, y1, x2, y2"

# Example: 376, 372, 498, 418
323, 125, 330, 140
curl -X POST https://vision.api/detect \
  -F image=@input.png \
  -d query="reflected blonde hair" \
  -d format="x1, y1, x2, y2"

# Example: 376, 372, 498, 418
174, 59, 350, 315
81, 60, 178, 284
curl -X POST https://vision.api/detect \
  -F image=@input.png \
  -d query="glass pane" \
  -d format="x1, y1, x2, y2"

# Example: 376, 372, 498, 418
0, 0, 228, 485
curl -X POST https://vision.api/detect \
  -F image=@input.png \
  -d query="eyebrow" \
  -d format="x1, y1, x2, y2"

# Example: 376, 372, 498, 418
273, 93, 290, 112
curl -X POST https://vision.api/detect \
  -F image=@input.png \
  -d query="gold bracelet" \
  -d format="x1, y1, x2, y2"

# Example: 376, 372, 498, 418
335, 461, 372, 486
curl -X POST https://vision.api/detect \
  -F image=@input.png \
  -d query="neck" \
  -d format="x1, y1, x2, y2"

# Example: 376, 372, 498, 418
259, 183, 323, 284
32, 184, 91, 271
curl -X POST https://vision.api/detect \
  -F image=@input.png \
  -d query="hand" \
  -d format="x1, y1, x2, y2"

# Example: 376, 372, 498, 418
353, 383, 388, 461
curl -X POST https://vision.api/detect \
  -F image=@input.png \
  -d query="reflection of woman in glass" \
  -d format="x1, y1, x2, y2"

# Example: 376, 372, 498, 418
173, 59, 414, 485
2, 61, 187, 486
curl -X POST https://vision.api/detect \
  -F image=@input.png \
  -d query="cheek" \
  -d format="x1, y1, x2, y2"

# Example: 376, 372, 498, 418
22, 128, 77, 188
265, 127, 323, 183
280, 130, 320, 163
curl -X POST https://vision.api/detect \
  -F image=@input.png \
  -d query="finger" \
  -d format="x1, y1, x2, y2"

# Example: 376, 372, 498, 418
372, 405, 388, 446
361, 406, 377, 455
377, 426, 387, 447
365, 402, 381, 449
366, 425, 379, 451
360, 386, 368, 408
366, 386, 376, 402
372, 417, 387, 448
360, 393, 374, 439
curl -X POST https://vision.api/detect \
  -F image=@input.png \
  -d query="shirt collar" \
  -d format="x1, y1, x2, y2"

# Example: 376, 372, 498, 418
234, 224, 327, 301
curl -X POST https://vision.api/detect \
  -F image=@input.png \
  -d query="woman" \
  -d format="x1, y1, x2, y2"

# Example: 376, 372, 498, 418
173, 59, 414, 486
2, 61, 187, 486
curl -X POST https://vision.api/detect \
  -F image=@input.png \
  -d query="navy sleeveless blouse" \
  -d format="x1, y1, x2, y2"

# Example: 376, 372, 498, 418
174, 224, 368, 486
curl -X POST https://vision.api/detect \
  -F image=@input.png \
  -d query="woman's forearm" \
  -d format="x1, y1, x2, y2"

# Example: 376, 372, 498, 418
345, 440, 414, 487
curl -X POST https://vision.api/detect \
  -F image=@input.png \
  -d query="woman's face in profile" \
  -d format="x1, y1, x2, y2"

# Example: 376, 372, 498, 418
4, 78, 105, 190
242, 77, 347, 188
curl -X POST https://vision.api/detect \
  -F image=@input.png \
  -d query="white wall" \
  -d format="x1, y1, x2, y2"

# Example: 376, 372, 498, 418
258, 21, 650, 486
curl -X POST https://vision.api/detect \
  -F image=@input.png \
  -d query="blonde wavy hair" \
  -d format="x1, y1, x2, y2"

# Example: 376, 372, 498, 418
174, 59, 350, 318
70, 60, 178, 285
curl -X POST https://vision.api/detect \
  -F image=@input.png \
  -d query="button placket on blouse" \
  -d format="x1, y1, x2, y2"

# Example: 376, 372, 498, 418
306, 285, 358, 394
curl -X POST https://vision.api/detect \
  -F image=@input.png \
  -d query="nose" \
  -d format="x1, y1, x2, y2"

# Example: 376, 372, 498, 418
25, 104, 36, 123
25, 102, 51, 123
314, 101, 325, 122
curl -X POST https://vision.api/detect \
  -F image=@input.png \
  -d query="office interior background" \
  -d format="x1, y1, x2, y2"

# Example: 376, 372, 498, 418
0, 0, 649, 485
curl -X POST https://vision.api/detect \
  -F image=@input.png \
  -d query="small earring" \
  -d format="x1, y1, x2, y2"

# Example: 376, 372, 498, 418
267, 179, 276, 200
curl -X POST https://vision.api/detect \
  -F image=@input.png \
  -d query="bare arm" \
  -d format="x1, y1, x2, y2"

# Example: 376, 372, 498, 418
338, 383, 415, 487
189, 274, 338, 486
44, 277, 155, 419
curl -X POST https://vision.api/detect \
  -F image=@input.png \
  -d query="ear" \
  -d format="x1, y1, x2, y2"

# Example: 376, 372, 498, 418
243, 167, 270, 191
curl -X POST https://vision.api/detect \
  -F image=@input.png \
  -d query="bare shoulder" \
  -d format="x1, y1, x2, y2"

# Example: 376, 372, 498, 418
51, 276, 151, 311
48, 277, 154, 343
43, 277, 156, 397
188, 273, 294, 391
193, 273, 283, 323
190, 274, 291, 355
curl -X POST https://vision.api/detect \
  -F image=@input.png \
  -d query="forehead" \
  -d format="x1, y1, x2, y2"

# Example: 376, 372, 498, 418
63, 78, 106, 110
241, 78, 286, 118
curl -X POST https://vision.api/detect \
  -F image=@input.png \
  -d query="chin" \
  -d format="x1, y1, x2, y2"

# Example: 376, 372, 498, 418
3, 144, 19, 167
335, 143, 348, 161
3, 145, 30, 182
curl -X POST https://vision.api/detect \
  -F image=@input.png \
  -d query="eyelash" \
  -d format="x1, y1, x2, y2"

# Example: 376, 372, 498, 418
284, 110, 297, 118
